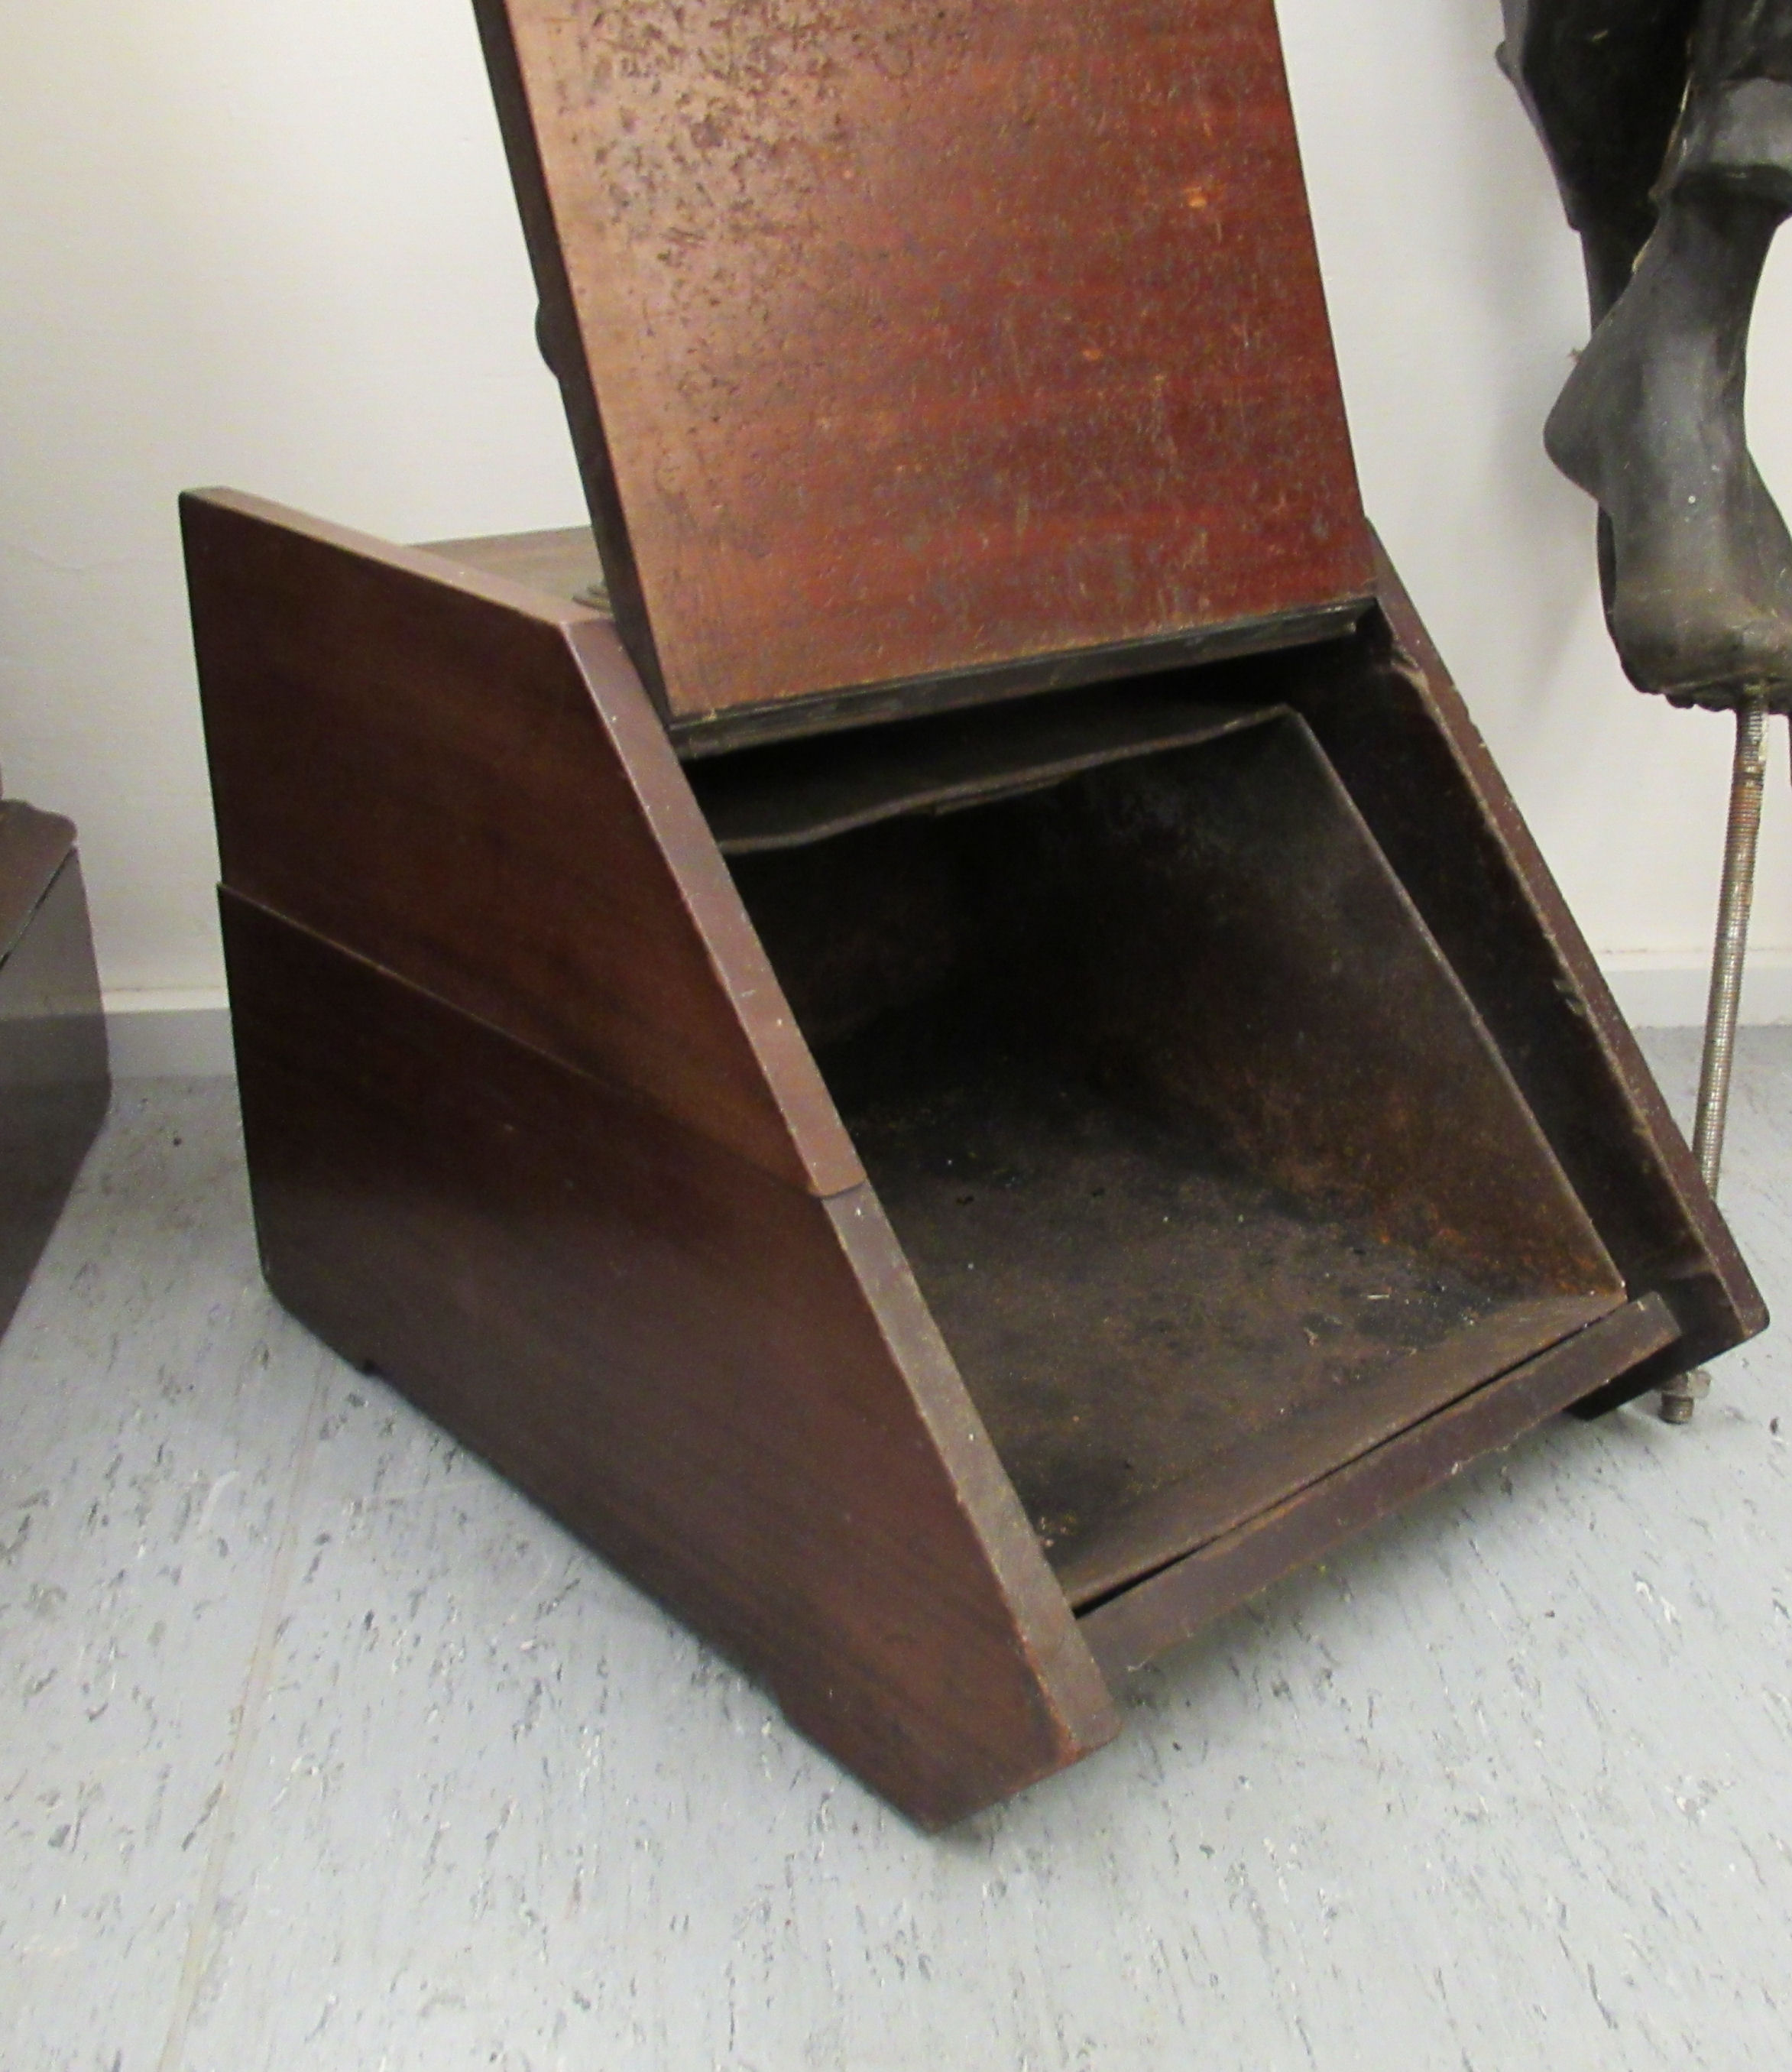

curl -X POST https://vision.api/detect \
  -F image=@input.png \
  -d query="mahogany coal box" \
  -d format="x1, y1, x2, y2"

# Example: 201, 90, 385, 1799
180, 0, 1761, 1827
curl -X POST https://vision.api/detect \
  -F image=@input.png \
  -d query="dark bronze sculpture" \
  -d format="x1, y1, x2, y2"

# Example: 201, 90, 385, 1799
1502, 1, 1791, 1415
1502, 0, 1792, 705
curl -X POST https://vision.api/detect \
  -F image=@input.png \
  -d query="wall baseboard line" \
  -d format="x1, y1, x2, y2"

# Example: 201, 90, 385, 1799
1596, 951, 1792, 1033
100, 958, 1792, 1079
103, 991, 236, 1079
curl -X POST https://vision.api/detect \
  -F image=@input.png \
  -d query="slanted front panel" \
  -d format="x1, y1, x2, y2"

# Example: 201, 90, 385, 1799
477, 0, 1372, 725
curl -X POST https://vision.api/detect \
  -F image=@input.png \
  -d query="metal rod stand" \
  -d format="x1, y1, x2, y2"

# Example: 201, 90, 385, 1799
1660, 694, 1772, 1423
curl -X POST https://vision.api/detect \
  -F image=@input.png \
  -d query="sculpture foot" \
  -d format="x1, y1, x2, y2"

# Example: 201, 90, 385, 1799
1544, 180, 1792, 710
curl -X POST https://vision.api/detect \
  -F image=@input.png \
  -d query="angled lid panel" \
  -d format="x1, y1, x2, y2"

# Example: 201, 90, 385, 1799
478, 0, 1372, 728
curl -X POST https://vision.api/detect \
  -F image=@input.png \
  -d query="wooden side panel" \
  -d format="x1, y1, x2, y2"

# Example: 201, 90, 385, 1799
180, 489, 857, 1197
222, 894, 1117, 1827
0, 801, 79, 957
1279, 546, 1764, 1398
475, 0, 1372, 724
0, 809, 111, 1336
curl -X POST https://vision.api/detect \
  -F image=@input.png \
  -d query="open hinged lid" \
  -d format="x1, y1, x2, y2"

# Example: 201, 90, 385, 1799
474, 0, 1376, 747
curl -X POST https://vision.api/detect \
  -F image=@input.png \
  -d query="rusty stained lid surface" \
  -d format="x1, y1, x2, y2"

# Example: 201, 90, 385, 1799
488, 0, 1372, 722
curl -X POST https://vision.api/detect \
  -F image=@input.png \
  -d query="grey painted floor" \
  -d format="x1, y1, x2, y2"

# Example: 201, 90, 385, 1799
2, 1030, 1789, 2071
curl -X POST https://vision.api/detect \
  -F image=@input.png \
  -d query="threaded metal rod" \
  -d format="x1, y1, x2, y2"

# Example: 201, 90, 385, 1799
1690, 697, 1771, 1189
1661, 695, 1772, 1425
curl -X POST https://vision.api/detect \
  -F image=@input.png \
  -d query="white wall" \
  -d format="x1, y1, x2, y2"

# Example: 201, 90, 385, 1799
0, 0, 585, 1033
4, 0, 1790, 1049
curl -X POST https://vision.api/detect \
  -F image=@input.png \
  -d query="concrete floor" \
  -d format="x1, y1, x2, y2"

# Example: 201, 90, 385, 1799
2, 1028, 1788, 2071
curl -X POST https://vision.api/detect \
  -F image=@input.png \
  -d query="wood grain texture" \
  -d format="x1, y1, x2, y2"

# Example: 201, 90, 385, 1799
1079, 1291, 1681, 1684
0, 806, 110, 1339
180, 489, 857, 1198
474, 0, 1372, 725
221, 893, 1116, 1827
